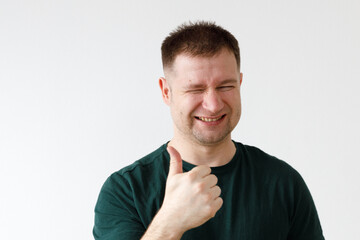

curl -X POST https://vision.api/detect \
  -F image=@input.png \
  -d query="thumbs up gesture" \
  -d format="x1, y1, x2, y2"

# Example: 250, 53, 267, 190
142, 146, 223, 239
159, 146, 223, 235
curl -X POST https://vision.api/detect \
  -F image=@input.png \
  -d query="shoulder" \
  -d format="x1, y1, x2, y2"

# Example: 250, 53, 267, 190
104, 143, 169, 190
94, 145, 169, 238
118, 143, 168, 175
235, 141, 303, 183
237, 142, 292, 168
234, 141, 311, 205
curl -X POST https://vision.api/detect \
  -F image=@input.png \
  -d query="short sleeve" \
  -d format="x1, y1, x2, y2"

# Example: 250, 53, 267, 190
93, 173, 146, 240
287, 171, 325, 240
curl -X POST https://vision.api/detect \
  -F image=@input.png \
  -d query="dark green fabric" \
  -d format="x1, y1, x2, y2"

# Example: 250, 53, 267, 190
93, 141, 324, 240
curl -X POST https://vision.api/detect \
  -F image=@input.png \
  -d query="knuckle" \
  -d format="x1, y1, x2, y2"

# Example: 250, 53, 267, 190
204, 205, 212, 215
187, 170, 197, 180
204, 192, 212, 202
214, 175, 218, 183
199, 165, 211, 174
215, 186, 221, 196
205, 166, 212, 174
210, 174, 218, 185
195, 182, 205, 193
211, 209, 217, 218
206, 205, 216, 218
217, 197, 224, 209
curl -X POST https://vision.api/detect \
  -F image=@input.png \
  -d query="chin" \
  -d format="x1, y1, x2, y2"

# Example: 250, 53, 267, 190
192, 132, 231, 146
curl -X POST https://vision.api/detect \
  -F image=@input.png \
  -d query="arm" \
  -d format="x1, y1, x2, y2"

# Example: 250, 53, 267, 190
93, 174, 145, 239
287, 170, 325, 240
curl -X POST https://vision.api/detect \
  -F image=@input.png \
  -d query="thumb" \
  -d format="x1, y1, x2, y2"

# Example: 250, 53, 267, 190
167, 146, 183, 177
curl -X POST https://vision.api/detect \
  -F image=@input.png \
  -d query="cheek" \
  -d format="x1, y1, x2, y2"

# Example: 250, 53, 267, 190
187, 94, 203, 102
171, 96, 197, 118
178, 95, 203, 110
223, 91, 241, 103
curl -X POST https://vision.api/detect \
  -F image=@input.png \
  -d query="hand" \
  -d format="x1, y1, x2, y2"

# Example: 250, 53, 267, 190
158, 146, 223, 234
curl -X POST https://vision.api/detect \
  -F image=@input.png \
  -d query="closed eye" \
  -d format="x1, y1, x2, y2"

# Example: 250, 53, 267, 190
217, 86, 235, 91
187, 89, 205, 94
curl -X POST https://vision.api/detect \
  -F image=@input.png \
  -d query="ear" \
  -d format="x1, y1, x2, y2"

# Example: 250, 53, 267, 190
239, 72, 243, 86
159, 77, 171, 105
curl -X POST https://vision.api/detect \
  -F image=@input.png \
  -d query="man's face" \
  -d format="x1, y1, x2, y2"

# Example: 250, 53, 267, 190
160, 48, 242, 146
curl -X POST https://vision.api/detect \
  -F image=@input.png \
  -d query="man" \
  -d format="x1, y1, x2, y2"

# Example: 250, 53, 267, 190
93, 21, 324, 240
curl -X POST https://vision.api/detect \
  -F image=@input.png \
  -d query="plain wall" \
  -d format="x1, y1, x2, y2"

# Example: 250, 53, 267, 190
1, 0, 359, 239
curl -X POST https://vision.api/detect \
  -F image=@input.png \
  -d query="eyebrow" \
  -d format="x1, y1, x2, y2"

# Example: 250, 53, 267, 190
184, 79, 238, 89
219, 79, 238, 85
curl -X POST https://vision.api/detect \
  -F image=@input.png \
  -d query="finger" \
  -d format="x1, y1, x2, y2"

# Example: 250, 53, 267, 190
209, 185, 221, 199
167, 146, 183, 177
190, 165, 211, 178
203, 174, 218, 188
212, 197, 223, 215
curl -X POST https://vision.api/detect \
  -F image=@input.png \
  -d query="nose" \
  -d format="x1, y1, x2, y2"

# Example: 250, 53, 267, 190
202, 89, 224, 114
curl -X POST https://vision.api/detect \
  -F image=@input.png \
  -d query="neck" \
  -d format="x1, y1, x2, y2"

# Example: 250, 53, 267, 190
168, 135, 236, 167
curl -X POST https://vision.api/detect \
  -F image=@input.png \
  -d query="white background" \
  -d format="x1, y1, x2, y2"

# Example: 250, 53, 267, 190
1, 0, 359, 239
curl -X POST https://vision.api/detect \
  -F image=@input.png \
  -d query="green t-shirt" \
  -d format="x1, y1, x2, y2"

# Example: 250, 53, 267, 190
93, 141, 324, 239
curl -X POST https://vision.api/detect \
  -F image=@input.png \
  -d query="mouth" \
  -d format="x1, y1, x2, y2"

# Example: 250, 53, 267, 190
195, 114, 226, 122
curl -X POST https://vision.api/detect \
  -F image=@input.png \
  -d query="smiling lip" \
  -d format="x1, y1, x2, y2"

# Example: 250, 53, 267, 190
195, 114, 226, 122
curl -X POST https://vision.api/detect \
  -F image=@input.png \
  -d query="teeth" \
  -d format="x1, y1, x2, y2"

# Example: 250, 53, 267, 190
198, 116, 222, 122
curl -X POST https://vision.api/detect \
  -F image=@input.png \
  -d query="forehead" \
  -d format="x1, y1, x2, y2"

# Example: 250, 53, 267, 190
168, 48, 239, 86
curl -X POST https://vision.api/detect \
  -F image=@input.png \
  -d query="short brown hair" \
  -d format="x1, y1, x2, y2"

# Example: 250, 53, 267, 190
161, 21, 240, 71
